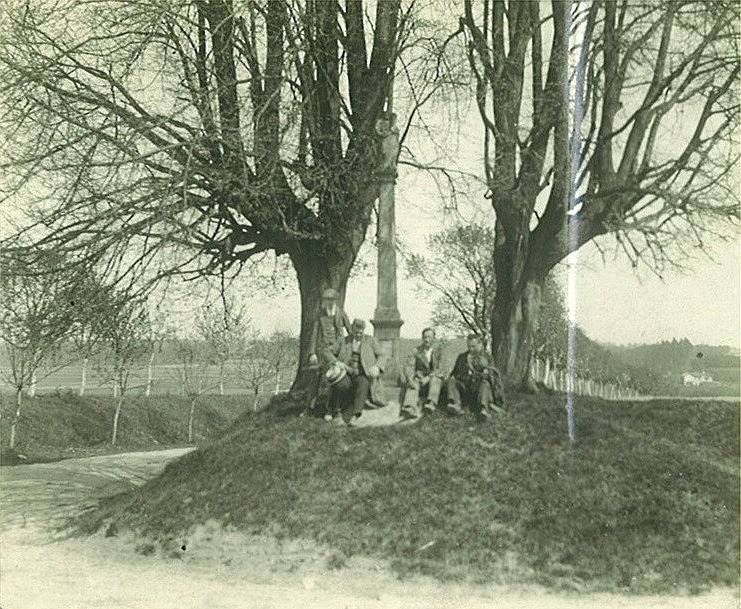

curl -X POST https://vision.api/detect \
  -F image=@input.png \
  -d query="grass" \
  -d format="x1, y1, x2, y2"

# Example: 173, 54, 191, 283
77, 392, 739, 594
0, 390, 257, 463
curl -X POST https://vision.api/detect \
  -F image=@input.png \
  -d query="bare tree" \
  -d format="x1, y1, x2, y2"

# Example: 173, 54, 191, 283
68, 271, 115, 396
0, 256, 78, 448
171, 336, 215, 443
265, 331, 298, 394
407, 223, 497, 342
461, 0, 739, 388
196, 298, 249, 396
236, 330, 296, 411
408, 221, 566, 350
144, 309, 174, 398
0, 0, 453, 396
96, 294, 152, 446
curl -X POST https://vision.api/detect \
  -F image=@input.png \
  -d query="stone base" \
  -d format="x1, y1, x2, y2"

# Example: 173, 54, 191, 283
371, 315, 404, 376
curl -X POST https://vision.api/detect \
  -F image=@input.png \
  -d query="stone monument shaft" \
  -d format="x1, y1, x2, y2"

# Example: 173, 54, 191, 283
371, 114, 403, 360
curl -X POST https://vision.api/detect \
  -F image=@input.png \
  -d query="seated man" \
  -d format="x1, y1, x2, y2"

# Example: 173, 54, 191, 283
446, 334, 505, 419
400, 327, 443, 419
334, 319, 385, 425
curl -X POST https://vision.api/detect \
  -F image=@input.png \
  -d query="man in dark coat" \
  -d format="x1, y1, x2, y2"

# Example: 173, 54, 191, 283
307, 288, 352, 419
335, 319, 385, 425
400, 327, 443, 419
446, 334, 505, 419
308, 288, 352, 368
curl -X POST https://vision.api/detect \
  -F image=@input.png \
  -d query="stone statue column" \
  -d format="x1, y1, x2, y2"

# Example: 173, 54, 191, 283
371, 114, 403, 363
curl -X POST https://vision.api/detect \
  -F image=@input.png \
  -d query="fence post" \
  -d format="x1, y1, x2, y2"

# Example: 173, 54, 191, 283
544, 359, 551, 388
28, 371, 37, 397
80, 358, 88, 396
145, 351, 155, 397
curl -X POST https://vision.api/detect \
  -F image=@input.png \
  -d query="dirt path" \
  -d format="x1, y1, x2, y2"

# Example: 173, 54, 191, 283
1, 449, 738, 609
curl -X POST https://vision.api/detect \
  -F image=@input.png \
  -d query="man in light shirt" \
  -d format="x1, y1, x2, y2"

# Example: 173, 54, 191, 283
400, 327, 443, 419
335, 319, 385, 425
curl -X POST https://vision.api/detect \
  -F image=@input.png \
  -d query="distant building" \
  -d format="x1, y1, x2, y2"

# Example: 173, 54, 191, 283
681, 371, 713, 386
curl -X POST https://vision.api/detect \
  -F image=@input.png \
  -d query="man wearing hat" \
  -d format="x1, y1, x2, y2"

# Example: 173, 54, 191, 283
308, 288, 352, 369
306, 288, 352, 418
334, 318, 385, 425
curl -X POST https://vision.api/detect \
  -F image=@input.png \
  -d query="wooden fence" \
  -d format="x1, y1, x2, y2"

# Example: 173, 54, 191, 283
531, 357, 641, 400
5, 361, 290, 398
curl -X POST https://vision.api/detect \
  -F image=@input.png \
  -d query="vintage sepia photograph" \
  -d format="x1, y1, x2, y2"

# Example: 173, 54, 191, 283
0, 0, 739, 607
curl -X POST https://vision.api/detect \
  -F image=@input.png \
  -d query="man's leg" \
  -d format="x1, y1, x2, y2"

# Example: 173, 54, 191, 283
422, 377, 442, 413
400, 380, 421, 418
476, 379, 493, 419
316, 348, 338, 417
445, 376, 465, 415
344, 374, 370, 423
325, 383, 336, 421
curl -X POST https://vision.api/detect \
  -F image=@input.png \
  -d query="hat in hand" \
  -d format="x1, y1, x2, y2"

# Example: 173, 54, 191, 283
325, 361, 347, 385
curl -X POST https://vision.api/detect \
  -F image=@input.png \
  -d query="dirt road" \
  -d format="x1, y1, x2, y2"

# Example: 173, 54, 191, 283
1, 448, 737, 609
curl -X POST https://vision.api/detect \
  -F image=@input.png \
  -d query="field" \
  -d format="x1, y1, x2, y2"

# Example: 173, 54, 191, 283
703, 367, 741, 384
4, 361, 293, 397
78, 392, 740, 595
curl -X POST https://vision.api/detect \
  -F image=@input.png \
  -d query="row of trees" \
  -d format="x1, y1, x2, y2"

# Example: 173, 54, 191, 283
0, 253, 296, 448
0, 0, 737, 394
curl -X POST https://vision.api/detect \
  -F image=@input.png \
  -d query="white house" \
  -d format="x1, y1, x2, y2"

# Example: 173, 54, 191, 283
681, 371, 713, 386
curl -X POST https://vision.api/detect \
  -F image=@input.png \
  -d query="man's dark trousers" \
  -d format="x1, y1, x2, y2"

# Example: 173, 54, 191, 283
344, 373, 370, 423
447, 375, 493, 413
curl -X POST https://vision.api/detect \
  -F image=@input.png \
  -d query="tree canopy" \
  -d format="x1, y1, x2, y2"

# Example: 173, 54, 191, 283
460, 0, 739, 385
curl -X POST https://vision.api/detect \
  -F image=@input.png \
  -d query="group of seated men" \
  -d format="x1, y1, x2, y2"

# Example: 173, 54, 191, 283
308, 288, 506, 426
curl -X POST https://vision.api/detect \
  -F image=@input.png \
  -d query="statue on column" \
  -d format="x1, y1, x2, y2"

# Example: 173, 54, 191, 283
375, 113, 399, 179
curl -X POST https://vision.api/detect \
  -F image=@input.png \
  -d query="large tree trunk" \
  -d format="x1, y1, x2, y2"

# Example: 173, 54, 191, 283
492, 280, 543, 391
289, 247, 354, 399
9, 388, 23, 449
490, 217, 545, 391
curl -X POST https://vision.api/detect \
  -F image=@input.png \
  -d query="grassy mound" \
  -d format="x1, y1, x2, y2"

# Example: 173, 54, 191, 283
0, 391, 253, 463
79, 394, 739, 594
